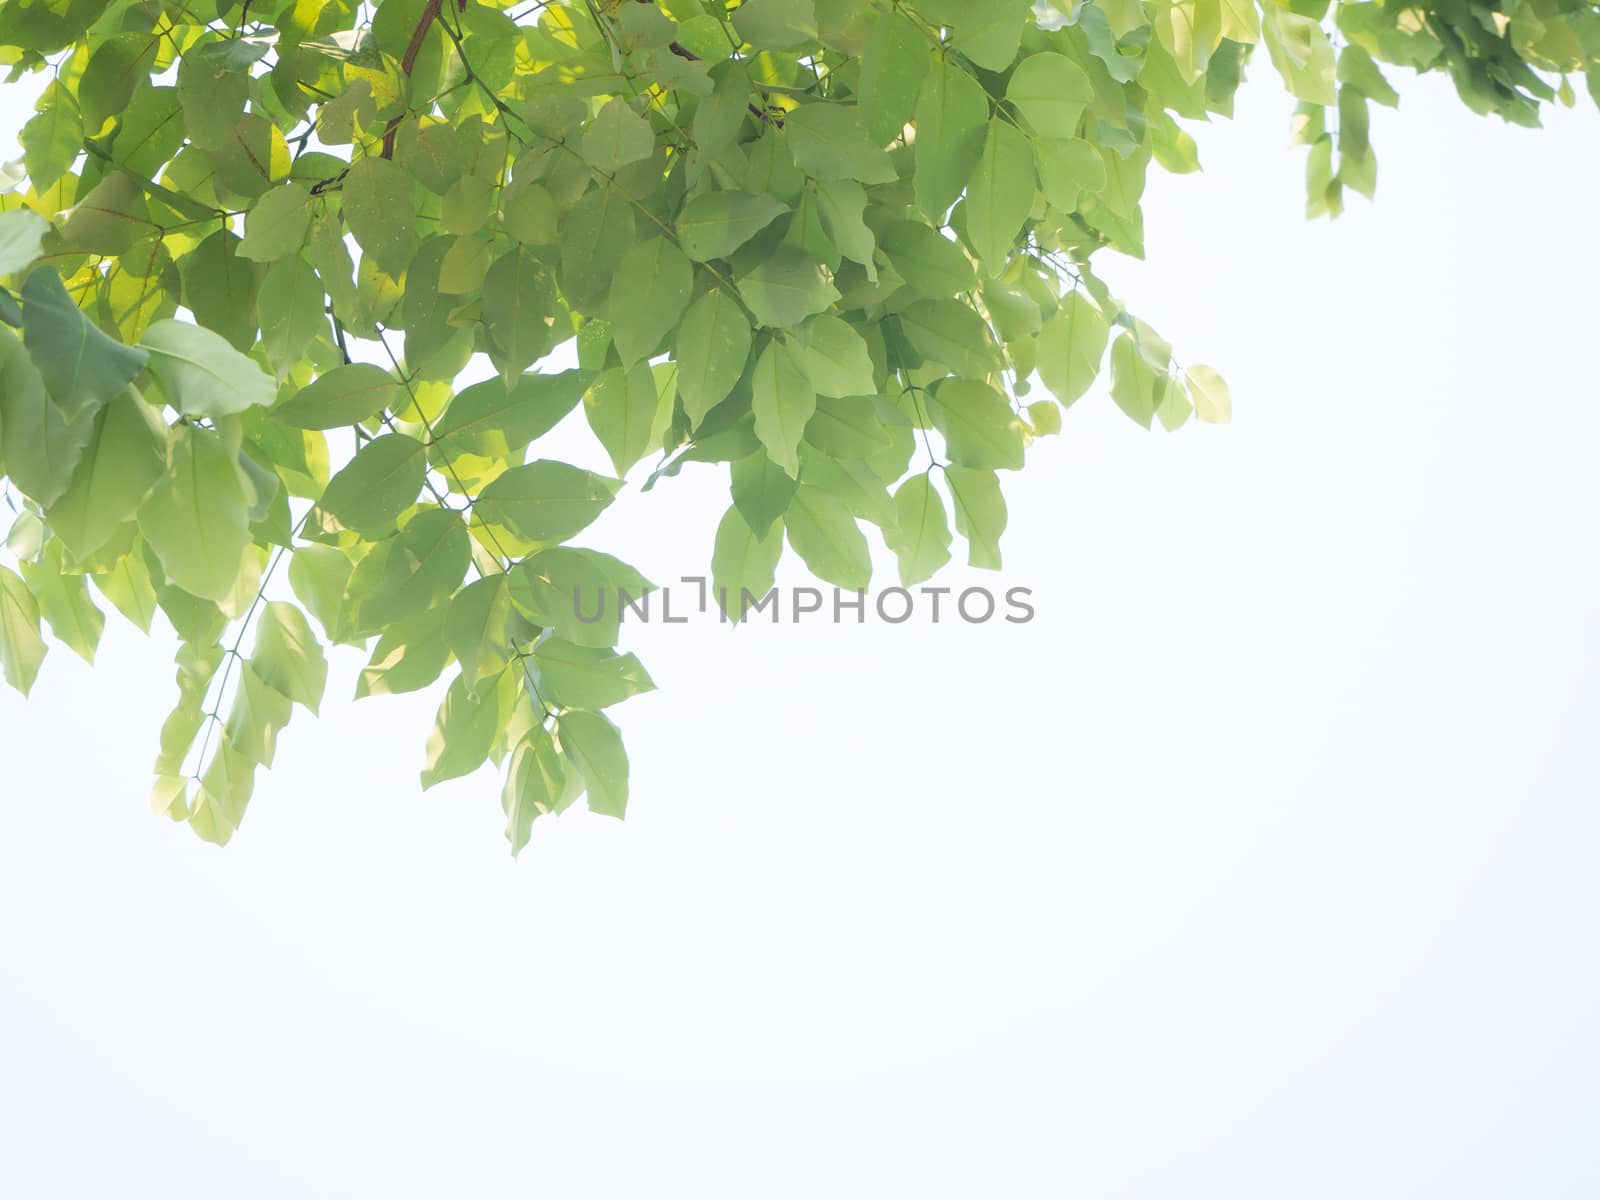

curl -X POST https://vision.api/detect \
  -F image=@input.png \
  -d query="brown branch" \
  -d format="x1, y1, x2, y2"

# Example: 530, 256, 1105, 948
380, 0, 456, 159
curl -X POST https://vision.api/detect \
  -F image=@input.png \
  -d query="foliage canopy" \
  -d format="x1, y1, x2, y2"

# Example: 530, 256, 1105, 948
0, 0, 1593, 850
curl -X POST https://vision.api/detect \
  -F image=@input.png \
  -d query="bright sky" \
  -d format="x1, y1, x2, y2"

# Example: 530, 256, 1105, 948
3, 58, 1599, 1199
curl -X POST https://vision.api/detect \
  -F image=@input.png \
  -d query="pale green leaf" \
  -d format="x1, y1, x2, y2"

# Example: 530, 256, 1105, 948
913, 60, 988, 219
533, 637, 655, 710
45, 389, 166, 560
791, 314, 875, 398
136, 425, 250, 603
475, 460, 622, 544
582, 98, 655, 173
556, 709, 630, 818
318, 432, 427, 531
0, 565, 47, 696
20, 268, 148, 424
1036, 291, 1109, 408
928, 378, 1025, 469
140, 319, 277, 418
1185, 363, 1232, 423
0, 210, 49, 276
676, 190, 789, 261
965, 118, 1036, 276
784, 483, 870, 589
272, 363, 404, 430
737, 246, 840, 329
885, 472, 951, 587
711, 504, 784, 621
609, 238, 693, 364
675, 290, 752, 427
750, 339, 817, 479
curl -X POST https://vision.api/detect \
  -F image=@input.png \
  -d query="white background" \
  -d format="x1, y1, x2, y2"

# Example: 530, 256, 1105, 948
3, 56, 1599, 1199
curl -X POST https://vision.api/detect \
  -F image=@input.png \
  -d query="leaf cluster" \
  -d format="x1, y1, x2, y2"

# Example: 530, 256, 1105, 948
0, 0, 1593, 850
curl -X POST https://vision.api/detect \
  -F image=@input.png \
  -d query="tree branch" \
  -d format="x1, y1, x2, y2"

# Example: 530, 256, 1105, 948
380, 0, 468, 159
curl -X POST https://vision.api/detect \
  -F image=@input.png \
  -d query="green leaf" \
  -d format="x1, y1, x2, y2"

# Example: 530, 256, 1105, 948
783, 103, 898, 184
0, 565, 47, 696
475, 460, 622, 544
224, 664, 294, 768
360, 508, 470, 628
421, 673, 504, 789
711, 503, 784, 621
1036, 291, 1110, 408
136, 425, 250, 603
897, 299, 1002, 378
447, 574, 513, 687
318, 433, 427, 532
79, 34, 156, 134
950, 0, 1029, 71
343, 156, 417, 276
181, 229, 263, 352
238, 183, 313, 262
732, 0, 819, 50
1262, 7, 1337, 107
177, 41, 250, 150
928, 379, 1025, 469
21, 544, 104, 664
0, 210, 49, 276
585, 362, 667, 476
676, 190, 790, 261
556, 709, 630, 818
675, 290, 752, 427
559, 188, 636, 315
609, 238, 693, 364
483, 248, 557, 382
61, 172, 151, 255
0, 325, 95, 508
750, 339, 817, 479
534, 637, 655, 710
737, 246, 841, 329
512, 546, 654, 649
431, 369, 593, 459
288, 545, 353, 642
45, 389, 167, 560
501, 726, 567, 854
272, 363, 405, 430
730, 449, 798, 538
355, 607, 451, 697
1185, 364, 1232, 423
799, 447, 895, 529
784, 483, 870, 589
859, 9, 929, 146
885, 472, 952, 586
258, 253, 328, 376
814, 179, 878, 280
582, 97, 655, 173
93, 546, 158, 633
139, 319, 277, 418
214, 114, 289, 199
944, 465, 1006, 569
20, 268, 149, 424
111, 85, 186, 182
913, 60, 988, 219
1109, 333, 1160, 428
20, 86, 82, 192
1006, 53, 1094, 138
880, 220, 976, 298
1034, 136, 1106, 211
252, 600, 328, 715
791, 314, 875, 398
965, 118, 1036, 277
805, 395, 891, 459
